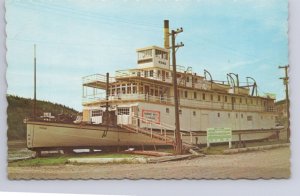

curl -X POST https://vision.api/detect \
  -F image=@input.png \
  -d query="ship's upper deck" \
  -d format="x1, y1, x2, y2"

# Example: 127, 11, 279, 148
81, 45, 276, 112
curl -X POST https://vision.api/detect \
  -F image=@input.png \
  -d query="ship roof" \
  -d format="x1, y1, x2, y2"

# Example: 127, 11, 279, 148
136, 45, 169, 52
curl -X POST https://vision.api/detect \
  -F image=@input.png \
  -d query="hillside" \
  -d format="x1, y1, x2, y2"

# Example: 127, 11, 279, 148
7, 95, 79, 140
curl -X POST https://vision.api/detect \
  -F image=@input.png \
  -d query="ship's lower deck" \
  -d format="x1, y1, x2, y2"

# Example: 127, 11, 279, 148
85, 101, 278, 132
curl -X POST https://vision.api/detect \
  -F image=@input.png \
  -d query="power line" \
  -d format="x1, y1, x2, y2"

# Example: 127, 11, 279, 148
12, 1, 162, 31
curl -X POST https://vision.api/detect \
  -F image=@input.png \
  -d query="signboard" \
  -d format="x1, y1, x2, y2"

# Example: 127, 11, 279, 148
142, 109, 160, 124
207, 128, 232, 148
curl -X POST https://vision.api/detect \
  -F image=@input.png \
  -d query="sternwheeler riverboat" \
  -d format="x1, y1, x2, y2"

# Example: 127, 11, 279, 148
26, 20, 281, 154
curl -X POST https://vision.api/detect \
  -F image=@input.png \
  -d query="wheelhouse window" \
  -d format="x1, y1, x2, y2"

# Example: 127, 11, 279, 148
155, 49, 168, 60
138, 49, 152, 59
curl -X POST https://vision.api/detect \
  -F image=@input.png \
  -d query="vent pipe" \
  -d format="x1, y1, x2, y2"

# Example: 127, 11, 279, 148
164, 20, 170, 49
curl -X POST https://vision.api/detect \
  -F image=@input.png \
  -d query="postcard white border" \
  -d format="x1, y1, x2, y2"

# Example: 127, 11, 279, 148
1, 0, 300, 196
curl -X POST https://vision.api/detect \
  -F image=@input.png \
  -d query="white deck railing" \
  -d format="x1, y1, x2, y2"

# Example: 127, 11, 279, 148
82, 74, 116, 85
82, 93, 273, 112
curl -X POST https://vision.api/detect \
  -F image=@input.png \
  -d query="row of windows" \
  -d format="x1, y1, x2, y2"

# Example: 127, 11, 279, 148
165, 107, 273, 120
91, 110, 103, 117
183, 91, 266, 106
117, 107, 130, 115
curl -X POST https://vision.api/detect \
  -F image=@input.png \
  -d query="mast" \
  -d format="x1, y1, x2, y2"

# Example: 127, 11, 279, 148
33, 44, 37, 120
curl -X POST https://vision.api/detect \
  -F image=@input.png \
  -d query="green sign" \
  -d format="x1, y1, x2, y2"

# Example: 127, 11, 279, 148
207, 128, 232, 143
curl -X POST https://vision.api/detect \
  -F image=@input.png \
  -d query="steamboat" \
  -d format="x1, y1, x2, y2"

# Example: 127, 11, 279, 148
26, 20, 281, 154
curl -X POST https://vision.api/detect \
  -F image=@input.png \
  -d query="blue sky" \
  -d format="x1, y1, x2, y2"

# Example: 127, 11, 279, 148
6, 0, 288, 111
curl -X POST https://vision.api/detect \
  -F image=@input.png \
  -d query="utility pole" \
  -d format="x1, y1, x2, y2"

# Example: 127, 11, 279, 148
33, 44, 37, 120
279, 65, 290, 143
170, 27, 184, 154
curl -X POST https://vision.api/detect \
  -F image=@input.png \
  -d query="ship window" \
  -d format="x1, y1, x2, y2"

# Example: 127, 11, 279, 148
225, 96, 228, 102
91, 110, 103, 117
217, 113, 220, 117
117, 107, 130, 115
210, 94, 213, 101
137, 72, 141, 77
241, 114, 244, 118
166, 108, 170, 113
193, 111, 196, 116
133, 86, 137, 94
218, 95, 221, 101
138, 49, 152, 59
150, 89, 154, 96
155, 49, 168, 60
144, 71, 148, 77
150, 70, 154, 77
127, 87, 131, 94
166, 72, 169, 78
185, 91, 188, 98
247, 116, 253, 121
155, 90, 158, 96
194, 92, 197, 99
202, 93, 206, 100
186, 76, 189, 82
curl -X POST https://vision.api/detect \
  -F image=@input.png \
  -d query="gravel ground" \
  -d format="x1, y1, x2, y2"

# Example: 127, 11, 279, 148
8, 146, 290, 179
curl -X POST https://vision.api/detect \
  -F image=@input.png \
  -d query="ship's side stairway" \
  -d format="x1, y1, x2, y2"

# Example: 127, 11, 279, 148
118, 116, 201, 153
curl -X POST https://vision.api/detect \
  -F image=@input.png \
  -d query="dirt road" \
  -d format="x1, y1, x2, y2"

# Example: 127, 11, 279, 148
8, 147, 290, 179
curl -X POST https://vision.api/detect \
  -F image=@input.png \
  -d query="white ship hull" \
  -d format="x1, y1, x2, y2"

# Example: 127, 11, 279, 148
26, 121, 281, 151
